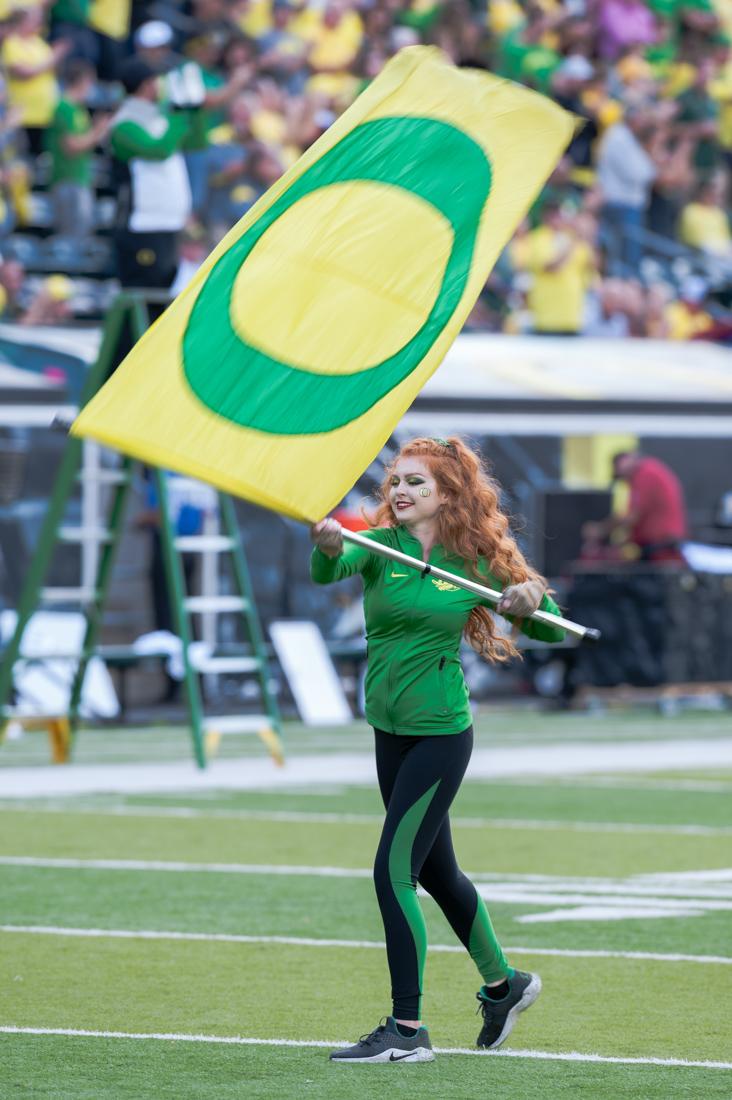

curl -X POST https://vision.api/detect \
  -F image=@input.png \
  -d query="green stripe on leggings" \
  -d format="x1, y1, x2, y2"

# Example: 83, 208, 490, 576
468, 895, 511, 984
388, 779, 440, 1019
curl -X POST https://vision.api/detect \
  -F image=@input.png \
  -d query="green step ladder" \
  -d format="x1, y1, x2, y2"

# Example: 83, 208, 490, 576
0, 291, 282, 768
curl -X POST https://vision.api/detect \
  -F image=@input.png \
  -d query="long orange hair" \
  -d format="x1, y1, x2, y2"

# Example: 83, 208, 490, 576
369, 436, 546, 663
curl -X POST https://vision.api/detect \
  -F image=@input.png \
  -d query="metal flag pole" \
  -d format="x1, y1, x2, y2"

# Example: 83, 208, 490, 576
341, 529, 600, 644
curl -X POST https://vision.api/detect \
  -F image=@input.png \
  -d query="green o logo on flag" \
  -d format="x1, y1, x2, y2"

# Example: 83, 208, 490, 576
182, 116, 491, 435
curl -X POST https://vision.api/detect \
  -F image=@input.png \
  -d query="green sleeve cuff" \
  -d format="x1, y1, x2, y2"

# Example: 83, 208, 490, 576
520, 592, 566, 643
310, 545, 341, 584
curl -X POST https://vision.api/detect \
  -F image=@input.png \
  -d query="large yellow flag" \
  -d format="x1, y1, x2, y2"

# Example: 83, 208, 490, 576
72, 47, 573, 521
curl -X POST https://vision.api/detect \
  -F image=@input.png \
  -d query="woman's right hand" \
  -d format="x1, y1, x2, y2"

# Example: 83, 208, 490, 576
310, 518, 343, 558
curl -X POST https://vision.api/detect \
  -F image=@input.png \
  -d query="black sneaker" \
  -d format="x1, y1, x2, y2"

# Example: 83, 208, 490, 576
329, 1016, 435, 1063
476, 970, 541, 1049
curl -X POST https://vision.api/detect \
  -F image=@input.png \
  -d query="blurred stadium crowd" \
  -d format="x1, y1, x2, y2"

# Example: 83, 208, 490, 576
0, 0, 731, 339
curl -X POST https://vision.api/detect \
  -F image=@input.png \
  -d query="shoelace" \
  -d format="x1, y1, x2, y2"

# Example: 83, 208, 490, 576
357, 1021, 388, 1047
476, 993, 499, 1020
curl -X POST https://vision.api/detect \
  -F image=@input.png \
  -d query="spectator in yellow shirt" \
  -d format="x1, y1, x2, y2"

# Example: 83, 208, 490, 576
307, 0, 364, 75
665, 276, 715, 340
1, 7, 70, 155
510, 201, 596, 334
678, 178, 732, 255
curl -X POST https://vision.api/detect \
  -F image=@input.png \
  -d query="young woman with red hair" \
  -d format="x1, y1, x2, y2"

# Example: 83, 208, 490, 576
310, 436, 565, 1064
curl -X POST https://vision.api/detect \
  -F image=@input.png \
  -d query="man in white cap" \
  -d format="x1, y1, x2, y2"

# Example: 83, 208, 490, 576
133, 20, 180, 73
132, 21, 251, 217
110, 56, 193, 290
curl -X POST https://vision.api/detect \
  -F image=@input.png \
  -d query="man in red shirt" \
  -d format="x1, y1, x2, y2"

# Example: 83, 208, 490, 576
583, 451, 688, 562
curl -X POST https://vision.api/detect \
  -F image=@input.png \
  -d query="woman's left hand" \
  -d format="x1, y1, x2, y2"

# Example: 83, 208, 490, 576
497, 579, 545, 618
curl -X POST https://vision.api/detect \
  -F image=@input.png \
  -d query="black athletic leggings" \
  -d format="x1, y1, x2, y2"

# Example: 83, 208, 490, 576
373, 726, 509, 1019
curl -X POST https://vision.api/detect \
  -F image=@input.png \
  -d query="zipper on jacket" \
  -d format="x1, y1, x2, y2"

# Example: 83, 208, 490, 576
438, 656, 448, 713
386, 649, 396, 732
387, 540, 429, 730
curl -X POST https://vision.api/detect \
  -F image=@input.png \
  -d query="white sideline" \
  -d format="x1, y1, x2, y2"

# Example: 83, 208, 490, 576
2, 803, 730, 836
1, 1026, 730, 1070
4, 856, 732, 896
1, 924, 730, 966
2, 737, 732, 797
0, 856, 374, 876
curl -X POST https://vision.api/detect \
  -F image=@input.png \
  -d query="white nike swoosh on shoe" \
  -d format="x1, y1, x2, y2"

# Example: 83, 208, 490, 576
332, 1047, 435, 1064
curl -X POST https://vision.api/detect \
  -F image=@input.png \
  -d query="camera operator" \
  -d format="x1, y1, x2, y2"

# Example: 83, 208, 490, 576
582, 451, 688, 564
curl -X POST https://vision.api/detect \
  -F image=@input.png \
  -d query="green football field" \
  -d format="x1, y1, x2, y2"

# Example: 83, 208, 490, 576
1, 707, 732, 1098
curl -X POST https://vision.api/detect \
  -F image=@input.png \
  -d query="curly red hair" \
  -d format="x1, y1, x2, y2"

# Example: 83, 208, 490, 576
369, 436, 546, 662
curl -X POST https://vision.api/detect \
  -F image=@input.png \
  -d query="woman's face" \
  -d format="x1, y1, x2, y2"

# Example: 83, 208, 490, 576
388, 456, 445, 525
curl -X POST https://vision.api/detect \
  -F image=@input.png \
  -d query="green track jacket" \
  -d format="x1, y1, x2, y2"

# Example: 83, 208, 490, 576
311, 525, 566, 736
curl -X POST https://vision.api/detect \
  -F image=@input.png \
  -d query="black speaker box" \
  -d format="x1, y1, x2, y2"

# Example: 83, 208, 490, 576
538, 489, 613, 577
568, 568, 731, 687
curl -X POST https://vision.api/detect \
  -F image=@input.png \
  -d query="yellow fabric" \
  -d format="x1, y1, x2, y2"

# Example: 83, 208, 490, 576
72, 47, 573, 523
290, 6, 324, 42
45, 274, 73, 301
208, 122, 234, 145
679, 202, 732, 252
6, 159, 31, 224
562, 434, 638, 489
280, 142, 300, 168
511, 226, 594, 332
236, 0, 273, 40
305, 70, 360, 103
616, 55, 653, 84
308, 9, 363, 71
1, 34, 57, 127
596, 98, 623, 129
250, 108, 287, 145
662, 61, 696, 98
88, 0, 131, 39
569, 165, 595, 187
712, 0, 732, 37
709, 61, 732, 148
486, 0, 524, 33
665, 301, 714, 340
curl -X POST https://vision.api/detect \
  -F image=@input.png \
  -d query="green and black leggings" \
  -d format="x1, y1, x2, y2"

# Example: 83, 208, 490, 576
373, 726, 510, 1020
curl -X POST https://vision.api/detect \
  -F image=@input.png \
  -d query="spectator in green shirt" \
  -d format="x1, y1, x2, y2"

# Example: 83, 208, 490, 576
178, 32, 251, 218
133, 21, 252, 218
47, 58, 110, 240
677, 57, 722, 178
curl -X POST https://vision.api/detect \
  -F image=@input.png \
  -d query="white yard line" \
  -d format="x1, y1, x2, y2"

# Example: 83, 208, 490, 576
531, 776, 732, 793
0, 1026, 730, 1070
1, 924, 730, 966
2, 738, 732, 797
0, 803, 729, 836
0, 856, 374, 876
5, 859, 731, 923
4, 856, 732, 895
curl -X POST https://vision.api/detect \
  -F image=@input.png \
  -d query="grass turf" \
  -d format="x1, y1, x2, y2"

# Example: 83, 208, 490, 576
1, 715, 731, 1097
3, 705, 732, 769
1, 806, 729, 876
2, 934, 730, 1062
2, 863, 731, 957
11, 771, 732, 826
4, 1037, 732, 1100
